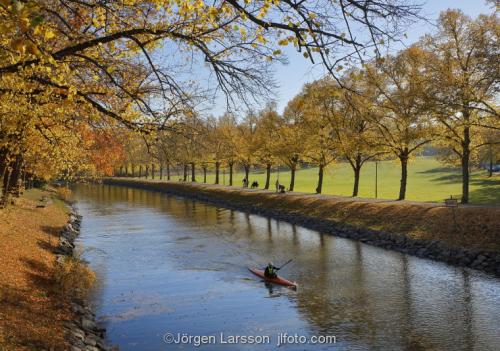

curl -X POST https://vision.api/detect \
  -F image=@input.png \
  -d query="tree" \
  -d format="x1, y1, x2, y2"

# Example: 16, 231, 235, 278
279, 102, 307, 191
236, 111, 260, 183
255, 104, 280, 189
333, 71, 384, 196
217, 113, 240, 186
289, 82, 338, 194
422, 10, 500, 203
364, 47, 434, 200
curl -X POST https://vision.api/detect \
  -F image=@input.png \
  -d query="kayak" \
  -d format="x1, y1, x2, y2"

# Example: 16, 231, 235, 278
248, 268, 298, 289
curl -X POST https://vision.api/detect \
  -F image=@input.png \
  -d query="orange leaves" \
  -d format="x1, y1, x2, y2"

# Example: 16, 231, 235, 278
81, 127, 126, 176
0, 188, 71, 350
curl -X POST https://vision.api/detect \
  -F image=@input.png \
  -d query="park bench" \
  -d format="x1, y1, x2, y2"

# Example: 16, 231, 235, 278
444, 196, 458, 207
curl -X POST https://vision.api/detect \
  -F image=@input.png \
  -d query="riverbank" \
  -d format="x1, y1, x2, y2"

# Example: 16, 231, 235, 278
0, 188, 72, 349
104, 178, 500, 277
0, 188, 111, 351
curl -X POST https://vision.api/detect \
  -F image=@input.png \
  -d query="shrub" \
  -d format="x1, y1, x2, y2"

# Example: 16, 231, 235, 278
56, 187, 73, 203
54, 255, 96, 299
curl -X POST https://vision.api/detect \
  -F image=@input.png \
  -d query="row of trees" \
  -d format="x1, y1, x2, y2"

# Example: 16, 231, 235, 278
1, 0, 422, 205
121, 10, 499, 203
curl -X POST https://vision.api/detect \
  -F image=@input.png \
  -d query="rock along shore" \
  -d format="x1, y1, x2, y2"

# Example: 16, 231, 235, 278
103, 178, 500, 278
55, 208, 116, 351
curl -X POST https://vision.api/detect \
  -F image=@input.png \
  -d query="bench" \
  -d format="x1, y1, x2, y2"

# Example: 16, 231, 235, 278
444, 196, 458, 207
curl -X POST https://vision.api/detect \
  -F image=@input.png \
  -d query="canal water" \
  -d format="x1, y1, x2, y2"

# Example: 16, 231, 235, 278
73, 184, 500, 350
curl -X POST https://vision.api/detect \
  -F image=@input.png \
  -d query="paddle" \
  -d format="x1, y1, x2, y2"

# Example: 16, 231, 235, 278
260, 259, 293, 271
278, 259, 293, 270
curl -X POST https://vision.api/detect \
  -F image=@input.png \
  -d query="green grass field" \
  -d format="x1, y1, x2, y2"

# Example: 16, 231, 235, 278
188, 157, 499, 204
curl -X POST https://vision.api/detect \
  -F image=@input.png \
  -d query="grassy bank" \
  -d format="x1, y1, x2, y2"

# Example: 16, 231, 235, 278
156, 157, 500, 204
106, 178, 500, 254
0, 188, 72, 350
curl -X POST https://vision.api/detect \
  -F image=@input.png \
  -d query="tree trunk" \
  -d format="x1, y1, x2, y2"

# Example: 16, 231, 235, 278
139, 165, 142, 178
2, 154, 22, 204
159, 164, 163, 180
13, 158, 23, 197
244, 164, 250, 182
145, 165, 149, 179
119, 166, 124, 176
264, 163, 271, 189
352, 166, 361, 197
316, 164, 324, 194
183, 164, 188, 181
488, 143, 493, 178
22, 169, 27, 193
352, 155, 362, 197
229, 162, 234, 186
0, 148, 6, 179
461, 111, 471, 204
151, 164, 155, 179
167, 162, 170, 181
131, 163, 135, 177
2, 165, 12, 205
215, 161, 220, 184
125, 165, 128, 176
203, 167, 207, 183
191, 162, 195, 182
398, 152, 409, 201
289, 163, 296, 191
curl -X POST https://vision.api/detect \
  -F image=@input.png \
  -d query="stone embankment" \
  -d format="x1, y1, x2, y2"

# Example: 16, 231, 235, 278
55, 209, 116, 351
104, 178, 500, 278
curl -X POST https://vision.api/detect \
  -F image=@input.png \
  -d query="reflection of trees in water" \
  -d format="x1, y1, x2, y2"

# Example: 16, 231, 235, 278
289, 241, 475, 350
462, 271, 473, 351
289, 239, 379, 347
245, 212, 255, 236
267, 217, 273, 243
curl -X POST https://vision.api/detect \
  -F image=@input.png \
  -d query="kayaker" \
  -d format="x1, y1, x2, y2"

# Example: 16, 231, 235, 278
264, 262, 279, 278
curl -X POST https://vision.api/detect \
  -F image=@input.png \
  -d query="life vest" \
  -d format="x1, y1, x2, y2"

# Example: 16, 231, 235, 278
266, 265, 276, 276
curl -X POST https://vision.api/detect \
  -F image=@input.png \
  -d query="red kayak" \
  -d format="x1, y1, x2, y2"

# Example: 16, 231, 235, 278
248, 268, 298, 289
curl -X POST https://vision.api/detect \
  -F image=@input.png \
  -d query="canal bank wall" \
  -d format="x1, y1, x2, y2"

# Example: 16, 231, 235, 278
103, 178, 500, 277
55, 207, 115, 351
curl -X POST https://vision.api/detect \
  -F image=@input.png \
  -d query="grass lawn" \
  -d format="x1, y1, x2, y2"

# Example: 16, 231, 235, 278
187, 157, 499, 204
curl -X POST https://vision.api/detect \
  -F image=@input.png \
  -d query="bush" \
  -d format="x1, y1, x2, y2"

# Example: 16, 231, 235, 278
54, 255, 96, 299
56, 187, 73, 202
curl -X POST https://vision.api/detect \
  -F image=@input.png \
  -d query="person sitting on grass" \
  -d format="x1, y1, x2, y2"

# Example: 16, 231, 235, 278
264, 262, 279, 278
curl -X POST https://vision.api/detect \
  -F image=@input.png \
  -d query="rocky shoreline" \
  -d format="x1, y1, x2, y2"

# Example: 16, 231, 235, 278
104, 178, 500, 278
55, 208, 116, 351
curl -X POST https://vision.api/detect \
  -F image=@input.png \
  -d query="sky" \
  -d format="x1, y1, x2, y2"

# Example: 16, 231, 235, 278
210, 0, 495, 116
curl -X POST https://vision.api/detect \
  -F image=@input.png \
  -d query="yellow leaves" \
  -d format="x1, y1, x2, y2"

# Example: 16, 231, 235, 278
208, 6, 219, 17
92, 7, 106, 28
19, 17, 30, 31
26, 42, 40, 56
278, 38, 289, 46
44, 29, 55, 40
11, 38, 25, 53
239, 26, 247, 40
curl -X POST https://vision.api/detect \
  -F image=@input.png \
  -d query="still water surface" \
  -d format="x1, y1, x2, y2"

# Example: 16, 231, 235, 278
73, 184, 500, 350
